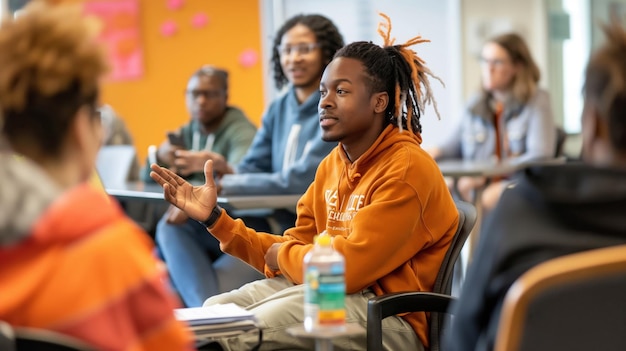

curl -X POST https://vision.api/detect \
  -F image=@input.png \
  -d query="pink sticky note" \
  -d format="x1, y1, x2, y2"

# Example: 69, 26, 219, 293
239, 49, 259, 68
191, 12, 209, 29
160, 20, 178, 37
166, 0, 184, 11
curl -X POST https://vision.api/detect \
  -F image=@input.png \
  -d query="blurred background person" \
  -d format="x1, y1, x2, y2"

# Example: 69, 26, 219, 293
140, 65, 256, 184
101, 103, 134, 146
155, 14, 345, 307
0, 2, 193, 350
99, 103, 140, 180
141, 65, 256, 307
428, 33, 556, 211
141, 65, 256, 230
445, 20, 626, 351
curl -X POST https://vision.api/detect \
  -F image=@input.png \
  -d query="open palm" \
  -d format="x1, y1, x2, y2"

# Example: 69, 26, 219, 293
149, 160, 218, 222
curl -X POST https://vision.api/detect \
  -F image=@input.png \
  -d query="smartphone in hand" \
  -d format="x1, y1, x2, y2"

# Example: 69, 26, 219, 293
167, 132, 186, 148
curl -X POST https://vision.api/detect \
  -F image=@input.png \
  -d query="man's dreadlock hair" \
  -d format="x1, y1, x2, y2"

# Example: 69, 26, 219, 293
333, 13, 442, 135
271, 14, 344, 89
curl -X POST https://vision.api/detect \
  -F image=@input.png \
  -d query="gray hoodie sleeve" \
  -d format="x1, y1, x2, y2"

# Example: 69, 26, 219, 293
221, 90, 336, 196
220, 135, 334, 195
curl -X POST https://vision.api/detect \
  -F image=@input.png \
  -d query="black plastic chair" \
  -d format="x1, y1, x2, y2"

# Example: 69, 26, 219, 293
366, 200, 477, 351
494, 244, 626, 351
555, 127, 567, 157
0, 321, 94, 351
0, 321, 14, 351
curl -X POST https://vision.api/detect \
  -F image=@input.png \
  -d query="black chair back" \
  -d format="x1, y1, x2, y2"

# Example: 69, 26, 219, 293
366, 200, 477, 351
429, 200, 477, 351
555, 127, 567, 157
0, 322, 94, 351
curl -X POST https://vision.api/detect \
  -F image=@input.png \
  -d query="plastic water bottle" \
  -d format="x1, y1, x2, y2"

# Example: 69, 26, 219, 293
303, 231, 346, 332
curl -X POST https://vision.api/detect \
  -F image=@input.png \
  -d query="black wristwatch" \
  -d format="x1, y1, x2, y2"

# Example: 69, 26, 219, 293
199, 205, 223, 228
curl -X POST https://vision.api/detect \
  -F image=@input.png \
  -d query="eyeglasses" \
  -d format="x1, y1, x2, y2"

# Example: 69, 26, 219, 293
186, 89, 224, 99
278, 43, 319, 57
479, 57, 511, 68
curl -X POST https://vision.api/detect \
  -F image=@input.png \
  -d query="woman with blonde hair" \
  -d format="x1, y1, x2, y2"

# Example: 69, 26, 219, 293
429, 33, 556, 210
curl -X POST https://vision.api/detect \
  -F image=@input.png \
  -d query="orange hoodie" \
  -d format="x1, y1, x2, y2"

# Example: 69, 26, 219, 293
210, 125, 458, 347
0, 184, 195, 351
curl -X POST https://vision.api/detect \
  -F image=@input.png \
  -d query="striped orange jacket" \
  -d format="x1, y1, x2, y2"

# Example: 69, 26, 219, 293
0, 183, 195, 351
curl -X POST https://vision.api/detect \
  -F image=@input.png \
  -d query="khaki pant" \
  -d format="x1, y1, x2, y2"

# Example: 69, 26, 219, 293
203, 276, 423, 351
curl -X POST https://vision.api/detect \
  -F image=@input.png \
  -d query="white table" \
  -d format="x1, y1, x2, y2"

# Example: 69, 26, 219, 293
437, 157, 566, 178
437, 159, 522, 178
436, 159, 526, 238
106, 181, 302, 211
436, 158, 566, 280
437, 158, 566, 230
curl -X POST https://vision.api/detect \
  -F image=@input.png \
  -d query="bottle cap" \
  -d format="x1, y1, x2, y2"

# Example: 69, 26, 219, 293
315, 232, 331, 246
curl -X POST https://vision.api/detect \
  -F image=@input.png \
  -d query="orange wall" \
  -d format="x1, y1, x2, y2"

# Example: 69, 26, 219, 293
96, 0, 264, 161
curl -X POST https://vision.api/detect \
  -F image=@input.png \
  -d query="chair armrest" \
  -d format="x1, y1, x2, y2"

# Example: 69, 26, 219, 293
367, 292, 456, 351
369, 291, 455, 318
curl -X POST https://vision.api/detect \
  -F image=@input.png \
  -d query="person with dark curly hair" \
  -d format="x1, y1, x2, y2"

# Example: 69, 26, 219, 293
155, 14, 345, 308
150, 13, 457, 351
0, 2, 193, 351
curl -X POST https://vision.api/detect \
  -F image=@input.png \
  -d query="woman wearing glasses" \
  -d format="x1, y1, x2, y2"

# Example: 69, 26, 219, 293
428, 33, 556, 211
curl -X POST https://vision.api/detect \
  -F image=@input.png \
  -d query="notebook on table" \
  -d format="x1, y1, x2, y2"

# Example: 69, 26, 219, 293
174, 303, 255, 326
175, 304, 261, 348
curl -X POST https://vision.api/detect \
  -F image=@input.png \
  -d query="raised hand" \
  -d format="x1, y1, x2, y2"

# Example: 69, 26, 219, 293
149, 160, 218, 222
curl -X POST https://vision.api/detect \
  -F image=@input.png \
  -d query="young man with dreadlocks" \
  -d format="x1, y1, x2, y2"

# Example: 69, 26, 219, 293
150, 14, 458, 351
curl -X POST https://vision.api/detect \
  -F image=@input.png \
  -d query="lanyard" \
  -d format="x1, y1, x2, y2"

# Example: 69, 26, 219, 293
192, 131, 215, 152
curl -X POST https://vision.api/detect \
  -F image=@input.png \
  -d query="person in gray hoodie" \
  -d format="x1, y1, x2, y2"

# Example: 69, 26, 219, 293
155, 14, 345, 307
444, 20, 626, 351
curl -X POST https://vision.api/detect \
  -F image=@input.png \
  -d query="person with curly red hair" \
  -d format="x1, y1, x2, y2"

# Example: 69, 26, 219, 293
0, 3, 194, 350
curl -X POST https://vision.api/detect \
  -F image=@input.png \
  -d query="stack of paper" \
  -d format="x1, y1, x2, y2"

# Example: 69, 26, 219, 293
175, 303, 255, 326
175, 303, 260, 340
